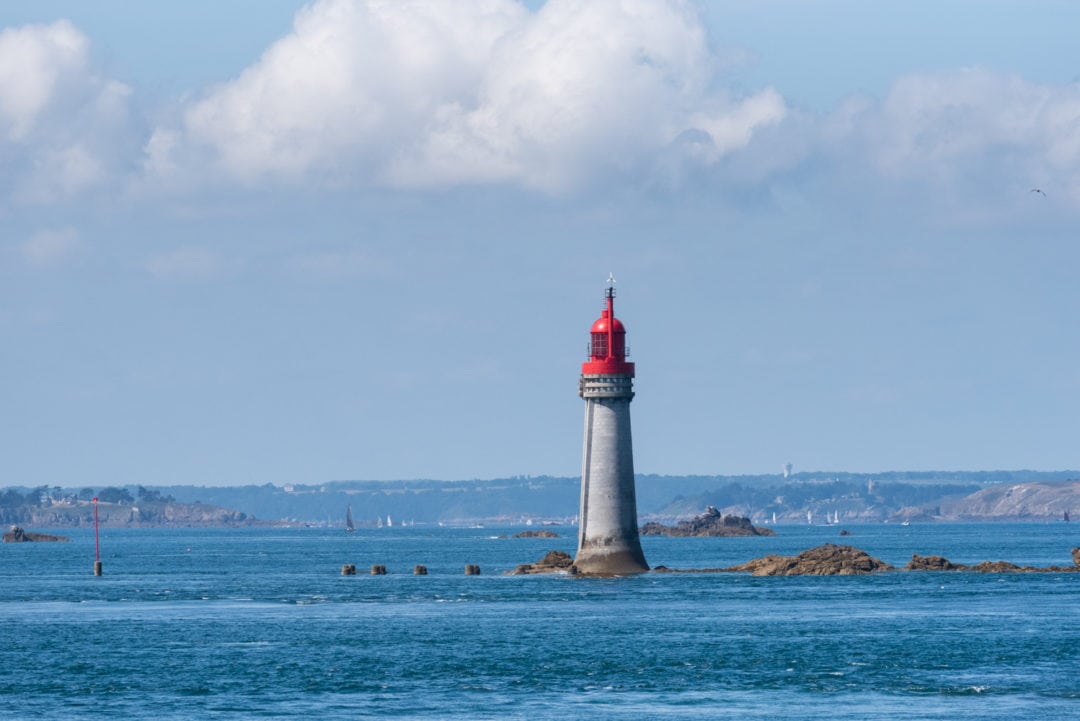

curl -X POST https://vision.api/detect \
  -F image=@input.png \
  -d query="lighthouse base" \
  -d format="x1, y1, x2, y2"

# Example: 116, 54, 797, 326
574, 541, 649, 576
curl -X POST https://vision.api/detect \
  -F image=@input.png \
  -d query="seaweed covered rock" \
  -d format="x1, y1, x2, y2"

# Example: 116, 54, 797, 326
727, 544, 893, 576
509, 550, 577, 575
905, 554, 959, 571
970, 560, 1022, 573
905, 552, 1078, 573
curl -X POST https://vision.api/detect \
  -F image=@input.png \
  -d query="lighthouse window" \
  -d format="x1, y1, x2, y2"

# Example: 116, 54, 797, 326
591, 333, 608, 357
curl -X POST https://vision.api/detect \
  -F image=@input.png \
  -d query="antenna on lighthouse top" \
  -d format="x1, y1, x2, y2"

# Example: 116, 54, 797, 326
606, 272, 616, 298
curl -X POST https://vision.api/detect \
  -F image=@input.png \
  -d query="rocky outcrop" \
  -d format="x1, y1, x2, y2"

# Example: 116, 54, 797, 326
905, 552, 1078, 573
726, 548, 1078, 576
905, 554, 959, 571
517, 544, 1080, 577
512, 530, 559, 539
3, 525, 70, 542
726, 544, 893, 576
640, 507, 775, 537
508, 550, 577, 575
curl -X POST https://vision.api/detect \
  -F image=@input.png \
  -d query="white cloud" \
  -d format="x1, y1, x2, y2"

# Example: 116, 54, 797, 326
387, 0, 786, 191
0, 20, 137, 204
4, 9, 1075, 215
21, 226, 80, 267
824, 68, 1080, 208
0, 20, 86, 140
157, 0, 525, 186
149, 0, 786, 193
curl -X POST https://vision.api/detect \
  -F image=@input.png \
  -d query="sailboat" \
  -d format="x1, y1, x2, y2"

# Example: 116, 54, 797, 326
386, 515, 393, 528
345, 504, 355, 533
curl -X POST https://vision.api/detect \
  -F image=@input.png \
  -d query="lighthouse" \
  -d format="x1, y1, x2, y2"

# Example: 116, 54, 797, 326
573, 276, 649, 575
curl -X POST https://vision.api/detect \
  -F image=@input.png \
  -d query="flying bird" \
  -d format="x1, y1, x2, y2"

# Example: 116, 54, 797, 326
1030, 187, 1046, 197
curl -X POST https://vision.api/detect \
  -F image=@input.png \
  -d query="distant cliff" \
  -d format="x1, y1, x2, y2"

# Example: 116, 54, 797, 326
936, 481, 1079, 521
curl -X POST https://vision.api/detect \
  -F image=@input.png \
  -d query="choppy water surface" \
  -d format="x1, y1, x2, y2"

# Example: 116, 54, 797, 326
2, 523, 1078, 720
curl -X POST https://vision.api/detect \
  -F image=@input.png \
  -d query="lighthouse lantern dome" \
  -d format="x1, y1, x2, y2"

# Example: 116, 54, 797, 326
581, 279, 634, 376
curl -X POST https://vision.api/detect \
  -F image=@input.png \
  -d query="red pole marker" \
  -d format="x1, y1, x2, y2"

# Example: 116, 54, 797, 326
93, 497, 102, 576
94, 497, 100, 561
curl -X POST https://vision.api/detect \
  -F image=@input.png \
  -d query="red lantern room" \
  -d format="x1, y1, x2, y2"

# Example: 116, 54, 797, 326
582, 277, 635, 377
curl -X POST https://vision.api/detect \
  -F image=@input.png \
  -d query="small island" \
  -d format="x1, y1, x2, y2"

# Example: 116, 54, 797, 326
511, 529, 560, 539
3, 525, 70, 542
640, 506, 775, 537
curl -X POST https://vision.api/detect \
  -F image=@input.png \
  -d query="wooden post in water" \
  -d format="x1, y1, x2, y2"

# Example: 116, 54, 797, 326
93, 497, 102, 576
465, 564, 480, 575
341, 564, 357, 575
413, 565, 427, 575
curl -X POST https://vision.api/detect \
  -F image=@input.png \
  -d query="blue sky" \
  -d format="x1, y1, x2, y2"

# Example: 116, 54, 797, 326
2, 1, 1079, 487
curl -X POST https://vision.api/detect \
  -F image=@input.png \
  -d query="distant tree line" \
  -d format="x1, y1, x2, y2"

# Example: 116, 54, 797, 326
0, 485, 174, 511
665, 480, 983, 517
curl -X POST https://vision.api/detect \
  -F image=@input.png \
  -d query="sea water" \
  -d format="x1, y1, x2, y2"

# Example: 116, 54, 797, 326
1, 523, 1078, 720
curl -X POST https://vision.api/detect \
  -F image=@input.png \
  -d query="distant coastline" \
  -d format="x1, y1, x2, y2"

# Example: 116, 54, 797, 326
1, 471, 1076, 529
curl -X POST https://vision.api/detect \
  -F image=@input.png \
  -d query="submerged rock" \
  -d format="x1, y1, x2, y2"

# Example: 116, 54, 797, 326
726, 544, 892, 576
508, 550, 577, 575
2, 525, 70, 542
640, 506, 775, 537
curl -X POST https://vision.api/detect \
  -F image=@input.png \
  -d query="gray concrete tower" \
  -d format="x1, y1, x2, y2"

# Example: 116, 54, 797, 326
574, 277, 648, 575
